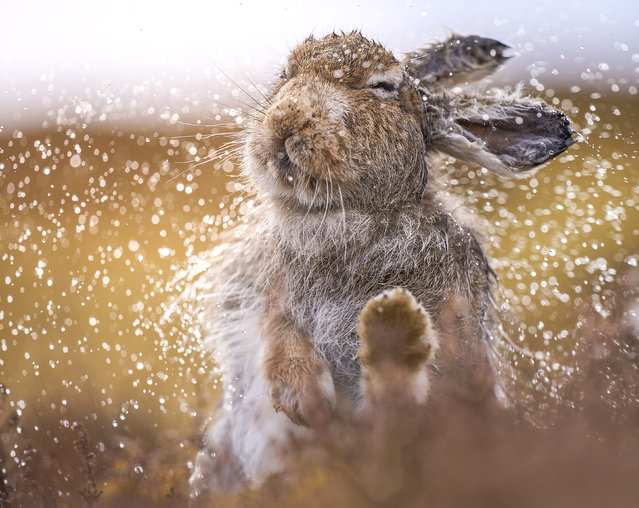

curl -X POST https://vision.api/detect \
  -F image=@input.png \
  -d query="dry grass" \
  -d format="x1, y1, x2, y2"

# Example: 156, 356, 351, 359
2, 269, 638, 507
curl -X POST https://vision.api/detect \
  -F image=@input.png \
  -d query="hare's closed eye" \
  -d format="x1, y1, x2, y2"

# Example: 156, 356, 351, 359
370, 81, 396, 92
367, 73, 402, 98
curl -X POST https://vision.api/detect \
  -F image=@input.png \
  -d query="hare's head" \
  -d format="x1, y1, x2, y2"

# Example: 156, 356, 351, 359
245, 31, 575, 212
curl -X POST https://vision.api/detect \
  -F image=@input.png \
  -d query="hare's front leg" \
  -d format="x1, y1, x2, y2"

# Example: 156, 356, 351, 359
260, 308, 336, 427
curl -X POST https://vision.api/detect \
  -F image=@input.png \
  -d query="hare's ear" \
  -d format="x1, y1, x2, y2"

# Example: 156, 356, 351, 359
405, 34, 510, 88
430, 92, 576, 178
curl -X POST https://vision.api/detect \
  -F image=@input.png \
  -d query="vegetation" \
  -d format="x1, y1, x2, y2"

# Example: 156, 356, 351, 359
1, 268, 637, 507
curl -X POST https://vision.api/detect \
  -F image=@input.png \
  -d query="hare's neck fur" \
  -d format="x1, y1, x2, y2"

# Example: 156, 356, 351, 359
267, 201, 419, 256
260, 173, 485, 261
262, 195, 458, 258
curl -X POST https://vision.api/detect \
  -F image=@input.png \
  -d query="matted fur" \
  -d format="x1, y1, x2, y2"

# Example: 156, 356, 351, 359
190, 31, 575, 496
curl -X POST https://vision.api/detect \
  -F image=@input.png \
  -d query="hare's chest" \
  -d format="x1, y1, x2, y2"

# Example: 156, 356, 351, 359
282, 264, 370, 386
288, 265, 367, 337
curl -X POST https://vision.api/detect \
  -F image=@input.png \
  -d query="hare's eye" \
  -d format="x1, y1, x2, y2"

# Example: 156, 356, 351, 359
279, 69, 287, 80
370, 81, 397, 92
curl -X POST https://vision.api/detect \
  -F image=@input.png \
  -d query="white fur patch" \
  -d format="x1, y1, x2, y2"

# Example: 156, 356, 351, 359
410, 367, 432, 405
318, 365, 337, 409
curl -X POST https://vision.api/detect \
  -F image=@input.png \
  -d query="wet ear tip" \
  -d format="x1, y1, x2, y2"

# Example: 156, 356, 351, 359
573, 132, 587, 144
565, 136, 577, 147
500, 46, 518, 59
492, 39, 511, 51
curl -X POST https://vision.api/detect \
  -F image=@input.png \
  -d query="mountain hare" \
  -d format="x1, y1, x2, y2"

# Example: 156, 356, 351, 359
189, 31, 575, 495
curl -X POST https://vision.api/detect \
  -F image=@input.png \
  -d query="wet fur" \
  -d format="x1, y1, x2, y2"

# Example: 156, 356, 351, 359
190, 31, 575, 496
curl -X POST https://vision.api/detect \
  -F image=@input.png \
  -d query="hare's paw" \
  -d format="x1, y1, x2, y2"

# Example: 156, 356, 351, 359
357, 288, 438, 371
264, 352, 336, 427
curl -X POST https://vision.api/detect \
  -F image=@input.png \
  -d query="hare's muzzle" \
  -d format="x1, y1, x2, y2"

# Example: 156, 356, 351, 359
255, 77, 351, 183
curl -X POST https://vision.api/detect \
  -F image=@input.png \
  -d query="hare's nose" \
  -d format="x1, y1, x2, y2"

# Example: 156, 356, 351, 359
266, 95, 315, 141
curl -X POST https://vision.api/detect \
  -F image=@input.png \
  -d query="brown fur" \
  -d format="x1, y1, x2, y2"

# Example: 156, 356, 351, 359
192, 30, 575, 494
239, 30, 573, 424
261, 278, 335, 426
241, 33, 573, 425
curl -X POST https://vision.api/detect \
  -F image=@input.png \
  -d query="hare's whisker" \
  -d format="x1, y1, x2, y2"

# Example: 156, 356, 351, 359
304, 176, 322, 218
166, 145, 243, 183
173, 119, 239, 129
337, 183, 348, 256
242, 72, 272, 106
159, 131, 239, 141
166, 154, 220, 182
209, 59, 267, 110
308, 178, 331, 246
195, 94, 267, 116
205, 99, 264, 121
166, 164, 198, 183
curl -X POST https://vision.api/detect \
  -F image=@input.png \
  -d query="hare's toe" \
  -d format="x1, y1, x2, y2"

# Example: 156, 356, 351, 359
358, 288, 437, 371
265, 353, 336, 427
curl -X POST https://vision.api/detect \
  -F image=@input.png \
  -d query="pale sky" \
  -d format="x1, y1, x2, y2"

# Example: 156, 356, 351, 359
2, 0, 637, 129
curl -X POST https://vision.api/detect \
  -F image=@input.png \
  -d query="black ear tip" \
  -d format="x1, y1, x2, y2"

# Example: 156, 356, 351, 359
489, 38, 511, 51
468, 35, 511, 51
475, 36, 513, 64
560, 116, 578, 147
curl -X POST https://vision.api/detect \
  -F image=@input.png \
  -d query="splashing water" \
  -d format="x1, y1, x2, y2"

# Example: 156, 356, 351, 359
1, 42, 638, 506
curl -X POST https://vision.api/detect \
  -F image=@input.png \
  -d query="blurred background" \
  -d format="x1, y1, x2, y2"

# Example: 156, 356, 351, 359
2, 0, 637, 130
1, 0, 638, 505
